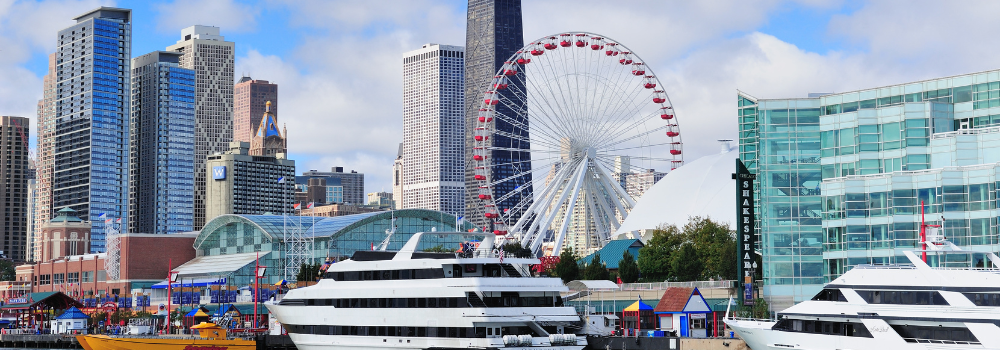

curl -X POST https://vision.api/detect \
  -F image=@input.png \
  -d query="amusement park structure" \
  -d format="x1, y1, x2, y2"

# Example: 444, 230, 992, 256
472, 32, 683, 257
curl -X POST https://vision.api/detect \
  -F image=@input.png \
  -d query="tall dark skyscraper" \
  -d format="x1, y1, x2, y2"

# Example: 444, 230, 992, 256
464, 0, 531, 230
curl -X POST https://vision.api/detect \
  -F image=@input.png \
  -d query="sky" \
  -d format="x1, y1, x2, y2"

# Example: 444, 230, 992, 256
4, 0, 1000, 195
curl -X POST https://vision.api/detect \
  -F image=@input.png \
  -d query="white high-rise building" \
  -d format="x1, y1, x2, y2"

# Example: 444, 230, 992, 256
166, 25, 235, 230
401, 44, 465, 215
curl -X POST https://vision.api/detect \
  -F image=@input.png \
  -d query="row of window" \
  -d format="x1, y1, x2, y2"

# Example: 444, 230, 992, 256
855, 290, 949, 306
772, 318, 872, 338
892, 325, 978, 343
284, 324, 533, 338
327, 268, 444, 281
282, 293, 563, 309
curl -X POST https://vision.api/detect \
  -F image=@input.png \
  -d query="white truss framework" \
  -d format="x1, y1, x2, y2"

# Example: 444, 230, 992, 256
283, 215, 314, 282
103, 217, 122, 281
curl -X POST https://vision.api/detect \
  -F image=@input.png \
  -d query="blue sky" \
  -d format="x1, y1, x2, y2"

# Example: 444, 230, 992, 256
4, 0, 1000, 193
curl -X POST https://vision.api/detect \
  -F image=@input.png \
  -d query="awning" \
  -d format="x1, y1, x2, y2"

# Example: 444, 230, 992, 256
170, 252, 265, 278
150, 277, 228, 289
567, 280, 621, 291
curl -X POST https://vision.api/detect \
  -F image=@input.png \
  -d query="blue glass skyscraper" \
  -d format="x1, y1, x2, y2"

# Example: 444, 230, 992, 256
128, 51, 195, 234
53, 7, 131, 252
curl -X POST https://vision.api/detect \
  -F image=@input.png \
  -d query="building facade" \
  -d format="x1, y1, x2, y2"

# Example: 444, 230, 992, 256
300, 168, 364, 205
248, 101, 286, 156
233, 76, 277, 143
740, 69, 1000, 308
34, 53, 57, 261
1, 116, 30, 261
53, 7, 132, 253
464, 0, 528, 228
205, 142, 296, 221
128, 51, 196, 234
402, 44, 465, 215
367, 192, 394, 209
38, 208, 91, 262
166, 25, 235, 230
393, 143, 403, 210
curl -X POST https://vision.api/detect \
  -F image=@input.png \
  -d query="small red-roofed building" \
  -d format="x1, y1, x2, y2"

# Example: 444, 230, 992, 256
654, 287, 713, 337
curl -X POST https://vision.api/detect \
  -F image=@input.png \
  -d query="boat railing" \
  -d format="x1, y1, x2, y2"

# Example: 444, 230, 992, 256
853, 264, 917, 270
620, 280, 734, 290
723, 316, 775, 323
903, 337, 981, 345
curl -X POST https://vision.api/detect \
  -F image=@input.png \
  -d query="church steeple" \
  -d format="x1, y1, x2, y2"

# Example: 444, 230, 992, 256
249, 100, 287, 156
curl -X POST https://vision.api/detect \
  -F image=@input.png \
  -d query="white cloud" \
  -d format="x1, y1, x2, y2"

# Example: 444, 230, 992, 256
0, 0, 111, 120
154, 0, 259, 33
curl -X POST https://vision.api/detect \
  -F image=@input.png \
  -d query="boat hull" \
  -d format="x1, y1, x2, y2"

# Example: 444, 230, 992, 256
288, 333, 585, 350
725, 319, 1000, 350
76, 334, 256, 350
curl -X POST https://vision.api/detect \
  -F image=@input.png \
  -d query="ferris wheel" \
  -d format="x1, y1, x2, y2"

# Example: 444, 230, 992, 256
472, 32, 683, 256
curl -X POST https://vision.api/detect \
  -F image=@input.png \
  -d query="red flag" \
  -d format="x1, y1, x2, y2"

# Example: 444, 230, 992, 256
617, 276, 622, 285
293, 203, 301, 210
307, 202, 314, 209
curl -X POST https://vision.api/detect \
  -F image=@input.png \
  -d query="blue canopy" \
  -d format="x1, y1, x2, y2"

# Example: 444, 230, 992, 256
56, 306, 89, 320
151, 277, 227, 289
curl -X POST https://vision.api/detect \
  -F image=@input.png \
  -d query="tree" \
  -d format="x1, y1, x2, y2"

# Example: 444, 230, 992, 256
553, 247, 579, 283
501, 242, 533, 258
0, 259, 14, 281
582, 253, 609, 280
423, 244, 454, 253
670, 243, 703, 281
296, 263, 323, 283
637, 224, 685, 281
617, 250, 639, 283
684, 217, 737, 280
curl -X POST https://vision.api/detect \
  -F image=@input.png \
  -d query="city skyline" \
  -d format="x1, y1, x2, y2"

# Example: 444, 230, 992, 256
6, 1, 1000, 195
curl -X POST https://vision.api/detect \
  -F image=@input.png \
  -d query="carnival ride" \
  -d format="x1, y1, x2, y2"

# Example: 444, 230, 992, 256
472, 32, 683, 256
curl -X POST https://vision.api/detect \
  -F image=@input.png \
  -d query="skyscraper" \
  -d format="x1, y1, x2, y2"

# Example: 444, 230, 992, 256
53, 7, 132, 252
402, 44, 465, 215
299, 168, 365, 205
464, 0, 528, 229
0, 116, 31, 261
205, 142, 295, 220
234, 77, 278, 143
35, 52, 57, 259
128, 51, 196, 234
166, 25, 235, 230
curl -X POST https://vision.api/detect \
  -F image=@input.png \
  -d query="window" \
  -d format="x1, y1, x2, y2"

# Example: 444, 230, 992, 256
82, 271, 93, 283
855, 290, 948, 305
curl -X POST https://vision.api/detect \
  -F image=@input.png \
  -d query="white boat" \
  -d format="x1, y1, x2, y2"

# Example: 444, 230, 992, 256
726, 231, 1000, 350
265, 231, 587, 350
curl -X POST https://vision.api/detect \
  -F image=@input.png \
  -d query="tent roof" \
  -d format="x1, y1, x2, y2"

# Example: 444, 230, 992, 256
2, 292, 82, 310
56, 306, 89, 319
577, 239, 643, 269
170, 252, 262, 279
567, 280, 620, 291
623, 299, 654, 311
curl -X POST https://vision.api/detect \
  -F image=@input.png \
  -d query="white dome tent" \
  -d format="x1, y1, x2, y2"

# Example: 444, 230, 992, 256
614, 142, 738, 241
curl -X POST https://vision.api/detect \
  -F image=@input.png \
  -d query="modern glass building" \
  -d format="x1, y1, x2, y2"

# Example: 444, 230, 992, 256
740, 69, 1000, 308
128, 51, 195, 234
192, 209, 476, 287
53, 7, 132, 252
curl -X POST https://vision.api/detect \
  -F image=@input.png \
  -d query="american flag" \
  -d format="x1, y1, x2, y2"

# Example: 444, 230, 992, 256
498, 246, 504, 264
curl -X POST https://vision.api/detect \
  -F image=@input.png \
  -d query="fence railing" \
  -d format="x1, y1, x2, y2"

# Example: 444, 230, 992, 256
619, 280, 734, 290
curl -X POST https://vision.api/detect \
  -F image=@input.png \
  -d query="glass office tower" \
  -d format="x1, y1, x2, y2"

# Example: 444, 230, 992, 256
53, 7, 132, 252
741, 69, 1000, 308
128, 51, 195, 234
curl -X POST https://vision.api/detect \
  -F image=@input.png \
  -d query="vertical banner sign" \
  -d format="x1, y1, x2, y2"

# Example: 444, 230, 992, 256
736, 159, 757, 305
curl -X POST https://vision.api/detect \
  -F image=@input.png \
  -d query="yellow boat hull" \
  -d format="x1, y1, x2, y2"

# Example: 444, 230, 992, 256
77, 334, 256, 350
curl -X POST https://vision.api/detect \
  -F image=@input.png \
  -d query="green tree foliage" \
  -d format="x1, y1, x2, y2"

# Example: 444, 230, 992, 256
422, 244, 454, 253
553, 247, 579, 283
637, 224, 685, 281
617, 250, 639, 283
501, 242, 533, 258
735, 298, 771, 319
296, 263, 323, 282
670, 243, 703, 281
0, 260, 15, 281
582, 253, 609, 280
637, 216, 738, 282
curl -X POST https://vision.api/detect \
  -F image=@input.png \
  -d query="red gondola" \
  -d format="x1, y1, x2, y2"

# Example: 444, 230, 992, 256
605, 43, 619, 56
643, 75, 656, 89
473, 155, 485, 161
531, 48, 544, 55
590, 36, 604, 50
666, 131, 679, 137
670, 142, 682, 155
559, 33, 571, 47
660, 106, 673, 120
653, 90, 666, 104
478, 109, 494, 122
632, 63, 645, 76
479, 194, 492, 200
475, 175, 486, 180
504, 68, 517, 76
619, 52, 633, 65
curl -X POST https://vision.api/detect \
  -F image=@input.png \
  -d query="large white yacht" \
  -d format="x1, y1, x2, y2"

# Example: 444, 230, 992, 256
265, 232, 586, 350
726, 233, 1000, 350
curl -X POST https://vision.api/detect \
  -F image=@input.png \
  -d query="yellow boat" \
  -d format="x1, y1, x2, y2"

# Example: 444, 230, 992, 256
77, 322, 256, 350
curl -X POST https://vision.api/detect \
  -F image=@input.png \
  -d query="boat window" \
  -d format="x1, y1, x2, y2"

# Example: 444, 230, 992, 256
891, 324, 979, 344
963, 293, 1000, 306
327, 268, 445, 281
855, 290, 949, 305
772, 318, 873, 338
810, 289, 846, 302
